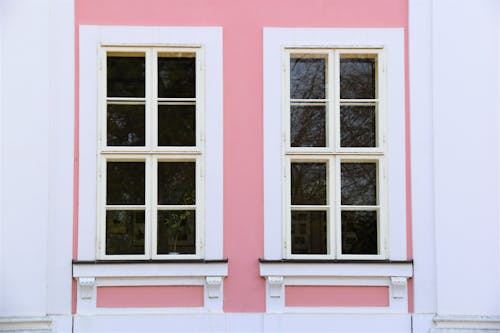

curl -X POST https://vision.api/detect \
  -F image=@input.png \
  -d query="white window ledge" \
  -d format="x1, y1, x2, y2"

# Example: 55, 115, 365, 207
259, 260, 413, 277
73, 260, 228, 278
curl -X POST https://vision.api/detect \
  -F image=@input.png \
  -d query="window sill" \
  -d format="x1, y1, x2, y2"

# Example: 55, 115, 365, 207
259, 259, 412, 277
73, 259, 228, 278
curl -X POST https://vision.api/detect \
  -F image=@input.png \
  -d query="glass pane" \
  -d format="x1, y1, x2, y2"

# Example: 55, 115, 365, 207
106, 162, 145, 205
158, 105, 196, 146
106, 210, 145, 255
291, 162, 327, 205
341, 210, 378, 255
340, 57, 376, 99
341, 162, 377, 206
158, 162, 196, 205
107, 56, 145, 97
291, 211, 327, 254
340, 105, 376, 147
107, 104, 145, 146
158, 55, 196, 98
157, 210, 196, 254
290, 105, 326, 147
290, 55, 326, 99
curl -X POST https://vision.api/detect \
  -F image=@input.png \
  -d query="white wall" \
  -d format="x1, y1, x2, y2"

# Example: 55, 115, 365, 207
432, 0, 500, 317
0, 0, 74, 321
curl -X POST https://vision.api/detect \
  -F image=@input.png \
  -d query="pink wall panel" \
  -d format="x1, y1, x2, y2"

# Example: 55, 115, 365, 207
96, 286, 204, 308
74, 0, 409, 313
285, 286, 389, 307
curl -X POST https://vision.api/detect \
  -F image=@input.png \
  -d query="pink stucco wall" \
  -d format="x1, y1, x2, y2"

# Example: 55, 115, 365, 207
74, 0, 409, 313
96, 286, 204, 308
285, 286, 389, 307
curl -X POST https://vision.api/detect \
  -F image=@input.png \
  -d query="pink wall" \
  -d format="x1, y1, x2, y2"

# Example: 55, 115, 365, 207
96, 286, 204, 308
74, 0, 409, 313
285, 286, 389, 307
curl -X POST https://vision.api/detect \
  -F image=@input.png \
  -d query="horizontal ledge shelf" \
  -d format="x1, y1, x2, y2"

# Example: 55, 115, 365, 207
73, 259, 228, 278
259, 259, 413, 278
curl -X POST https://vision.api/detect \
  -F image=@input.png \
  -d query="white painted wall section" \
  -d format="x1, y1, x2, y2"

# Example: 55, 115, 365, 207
432, 0, 500, 317
0, 0, 50, 316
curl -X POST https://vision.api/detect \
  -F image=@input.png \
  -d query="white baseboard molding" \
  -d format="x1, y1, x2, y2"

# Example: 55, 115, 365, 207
0, 317, 52, 332
431, 315, 500, 332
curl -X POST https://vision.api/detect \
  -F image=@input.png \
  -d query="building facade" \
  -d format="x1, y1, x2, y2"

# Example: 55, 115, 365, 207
0, 0, 499, 332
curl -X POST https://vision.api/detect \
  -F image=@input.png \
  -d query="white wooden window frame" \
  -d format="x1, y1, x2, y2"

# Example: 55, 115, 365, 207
78, 26, 223, 261
98, 46, 204, 260
284, 48, 386, 260
263, 27, 406, 261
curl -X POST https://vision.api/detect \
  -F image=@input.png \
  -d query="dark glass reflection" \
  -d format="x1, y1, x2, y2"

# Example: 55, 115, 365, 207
290, 57, 326, 99
157, 210, 196, 254
340, 57, 375, 99
290, 105, 326, 147
341, 163, 377, 206
158, 162, 196, 205
107, 104, 145, 146
291, 163, 327, 205
106, 210, 145, 255
107, 56, 145, 97
291, 211, 327, 254
106, 162, 145, 205
158, 105, 196, 146
341, 210, 378, 254
340, 105, 376, 147
158, 57, 196, 98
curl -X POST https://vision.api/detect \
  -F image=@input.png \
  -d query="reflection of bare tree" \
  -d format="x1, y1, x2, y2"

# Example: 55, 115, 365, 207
340, 106, 376, 147
291, 106, 325, 147
340, 58, 375, 99
291, 163, 326, 205
290, 58, 325, 99
158, 162, 196, 205
107, 104, 145, 146
341, 163, 377, 205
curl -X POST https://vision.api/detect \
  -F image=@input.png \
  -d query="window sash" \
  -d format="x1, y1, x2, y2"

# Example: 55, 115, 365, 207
284, 48, 387, 260
97, 47, 204, 260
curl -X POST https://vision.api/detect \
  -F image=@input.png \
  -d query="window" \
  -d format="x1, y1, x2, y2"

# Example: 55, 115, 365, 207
98, 47, 203, 259
284, 49, 385, 259
263, 28, 407, 262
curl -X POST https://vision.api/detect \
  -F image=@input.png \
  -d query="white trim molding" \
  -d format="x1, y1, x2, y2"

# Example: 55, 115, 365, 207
260, 261, 412, 314
432, 315, 500, 332
73, 261, 228, 314
0, 317, 52, 332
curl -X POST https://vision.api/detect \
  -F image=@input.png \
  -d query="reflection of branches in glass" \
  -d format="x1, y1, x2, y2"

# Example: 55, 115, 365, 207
290, 57, 326, 99
107, 56, 145, 97
340, 106, 376, 147
158, 57, 196, 98
106, 162, 145, 205
291, 163, 326, 205
158, 162, 196, 205
341, 163, 377, 206
340, 58, 375, 99
290, 106, 326, 147
158, 210, 195, 254
107, 104, 145, 146
341, 210, 377, 254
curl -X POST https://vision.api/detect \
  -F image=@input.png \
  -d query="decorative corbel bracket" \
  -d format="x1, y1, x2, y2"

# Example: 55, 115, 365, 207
206, 276, 223, 299
267, 276, 284, 298
390, 276, 407, 299
78, 277, 96, 300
